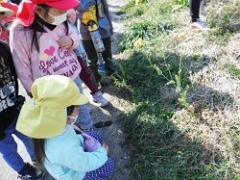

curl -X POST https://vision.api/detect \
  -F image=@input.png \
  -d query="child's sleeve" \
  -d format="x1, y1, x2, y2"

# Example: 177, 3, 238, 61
10, 26, 33, 93
102, 0, 112, 25
68, 23, 80, 49
62, 143, 108, 172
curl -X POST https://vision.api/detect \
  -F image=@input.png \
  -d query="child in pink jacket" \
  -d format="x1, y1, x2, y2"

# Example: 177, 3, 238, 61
10, 0, 93, 130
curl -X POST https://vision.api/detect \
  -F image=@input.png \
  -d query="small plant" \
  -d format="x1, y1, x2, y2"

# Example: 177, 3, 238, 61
120, 21, 155, 50
120, 20, 174, 51
129, 21, 155, 39
112, 63, 129, 88
224, 64, 240, 80
163, 57, 190, 108
175, 0, 188, 6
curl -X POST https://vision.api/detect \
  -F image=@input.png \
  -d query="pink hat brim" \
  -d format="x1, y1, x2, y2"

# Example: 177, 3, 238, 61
17, 0, 80, 26
45, 0, 79, 11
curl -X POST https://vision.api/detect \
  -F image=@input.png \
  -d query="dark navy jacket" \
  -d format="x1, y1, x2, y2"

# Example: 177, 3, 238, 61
0, 41, 22, 140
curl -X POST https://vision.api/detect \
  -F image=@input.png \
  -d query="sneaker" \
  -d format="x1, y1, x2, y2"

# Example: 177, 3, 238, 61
191, 19, 208, 30
18, 163, 45, 180
92, 91, 109, 107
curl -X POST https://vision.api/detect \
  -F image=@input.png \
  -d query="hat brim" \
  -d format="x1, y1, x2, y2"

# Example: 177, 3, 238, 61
71, 93, 88, 106
16, 93, 88, 139
46, 0, 79, 11
0, 6, 13, 16
16, 103, 67, 139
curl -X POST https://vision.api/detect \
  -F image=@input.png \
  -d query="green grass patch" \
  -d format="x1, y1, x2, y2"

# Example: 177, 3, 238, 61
175, 0, 188, 6
115, 50, 234, 179
224, 64, 240, 79
230, 126, 240, 161
120, 20, 174, 51
208, 2, 240, 36
120, 2, 147, 17
116, 51, 190, 103
117, 0, 240, 179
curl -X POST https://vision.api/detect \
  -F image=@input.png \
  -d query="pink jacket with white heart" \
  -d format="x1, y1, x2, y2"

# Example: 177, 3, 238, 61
10, 21, 81, 93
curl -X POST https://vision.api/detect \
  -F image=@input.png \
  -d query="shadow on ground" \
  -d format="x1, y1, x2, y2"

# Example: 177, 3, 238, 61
101, 50, 237, 179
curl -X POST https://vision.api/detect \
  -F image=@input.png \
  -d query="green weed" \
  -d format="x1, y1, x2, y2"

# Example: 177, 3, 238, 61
120, 1, 149, 17
175, 0, 188, 6
224, 64, 240, 79
165, 57, 190, 108
120, 21, 174, 51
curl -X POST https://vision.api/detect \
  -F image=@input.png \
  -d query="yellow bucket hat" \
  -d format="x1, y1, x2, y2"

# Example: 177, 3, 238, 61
16, 75, 88, 139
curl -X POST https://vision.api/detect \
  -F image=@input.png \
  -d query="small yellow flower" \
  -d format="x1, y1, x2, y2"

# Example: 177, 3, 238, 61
177, 32, 186, 41
134, 38, 143, 48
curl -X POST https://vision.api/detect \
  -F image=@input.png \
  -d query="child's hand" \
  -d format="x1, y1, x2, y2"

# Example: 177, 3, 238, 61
58, 36, 73, 49
102, 143, 109, 153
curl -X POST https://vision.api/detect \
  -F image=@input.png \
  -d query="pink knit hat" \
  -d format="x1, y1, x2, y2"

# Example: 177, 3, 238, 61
17, 0, 79, 26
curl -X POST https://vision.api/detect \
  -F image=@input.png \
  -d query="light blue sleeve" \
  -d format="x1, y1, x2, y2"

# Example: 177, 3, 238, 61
60, 143, 108, 172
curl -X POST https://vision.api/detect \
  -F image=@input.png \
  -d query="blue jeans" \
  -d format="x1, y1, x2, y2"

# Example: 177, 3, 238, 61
74, 77, 93, 129
0, 120, 35, 172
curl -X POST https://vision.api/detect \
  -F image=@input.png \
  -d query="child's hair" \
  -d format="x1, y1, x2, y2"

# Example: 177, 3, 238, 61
67, 105, 75, 116
0, 41, 18, 89
28, 4, 69, 52
33, 139, 45, 165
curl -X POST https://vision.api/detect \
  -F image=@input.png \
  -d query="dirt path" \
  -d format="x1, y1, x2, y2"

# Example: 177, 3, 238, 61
84, 0, 131, 179
0, 0, 130, 179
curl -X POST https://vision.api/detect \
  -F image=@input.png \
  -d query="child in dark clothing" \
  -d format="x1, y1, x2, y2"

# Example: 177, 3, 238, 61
0, 41, 44, 180
190, 0, 207, 29
77, 0, 118, 84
